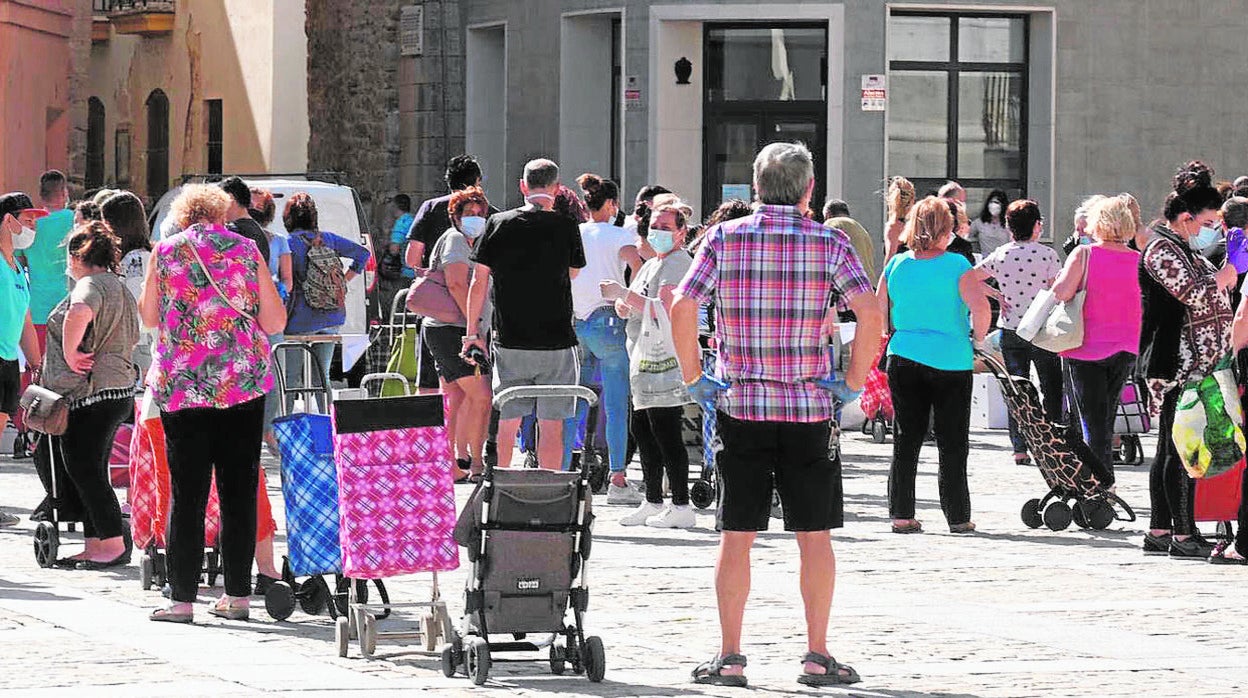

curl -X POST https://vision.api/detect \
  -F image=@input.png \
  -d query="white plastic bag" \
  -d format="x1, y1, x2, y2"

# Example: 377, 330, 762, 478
629, 298, 692, 409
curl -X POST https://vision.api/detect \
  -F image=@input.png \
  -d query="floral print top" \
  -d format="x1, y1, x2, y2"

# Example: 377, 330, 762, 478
147, 223, 274, 412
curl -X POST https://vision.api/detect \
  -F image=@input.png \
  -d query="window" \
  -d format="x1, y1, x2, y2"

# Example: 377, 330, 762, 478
86, 98, 106, 189
206, 99, 223, 175
888, 13, 1028, 206
146, 89, 170, 201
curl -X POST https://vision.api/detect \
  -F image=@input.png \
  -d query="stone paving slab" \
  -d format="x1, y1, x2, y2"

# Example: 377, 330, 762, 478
1, 426, 1246, 697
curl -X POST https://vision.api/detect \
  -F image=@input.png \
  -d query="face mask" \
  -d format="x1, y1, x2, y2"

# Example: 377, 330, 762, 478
987, 202, 1003, 217
12, 225, 36, 250
1078, 235, 1092, 246
459, 216, 487, 239
649, 229, 676, 255
1190, 224, 1220, 251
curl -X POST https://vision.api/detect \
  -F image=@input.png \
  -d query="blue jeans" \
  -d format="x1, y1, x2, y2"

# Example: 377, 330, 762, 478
561, 307, 631, 472
283, 326, 339, 413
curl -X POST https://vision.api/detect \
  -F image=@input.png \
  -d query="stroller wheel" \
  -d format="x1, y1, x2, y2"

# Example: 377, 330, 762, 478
33, 521, 59, 568
690, 479, 716, 510
871, 419, 886, 444
466, 637, 491, 685
265, 582, 296, 621
335, 616, 350, 658
1043, 501, 1072, 531
1088, 500, 1115, 530
1020, 499, 1043, 529
550, 644, 567, 675
581, 636, 606, 683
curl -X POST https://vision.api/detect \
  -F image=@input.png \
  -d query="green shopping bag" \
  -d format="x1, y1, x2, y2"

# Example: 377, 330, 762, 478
383, 327, 420, 397
1172, 356, 1246, 479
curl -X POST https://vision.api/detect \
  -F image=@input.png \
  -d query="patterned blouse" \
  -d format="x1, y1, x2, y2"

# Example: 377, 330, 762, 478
146, 223, 274, 412
1140, 228, 1233, 406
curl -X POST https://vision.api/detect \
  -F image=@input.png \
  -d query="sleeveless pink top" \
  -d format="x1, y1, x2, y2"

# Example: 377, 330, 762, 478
1063, 246, 1142, 361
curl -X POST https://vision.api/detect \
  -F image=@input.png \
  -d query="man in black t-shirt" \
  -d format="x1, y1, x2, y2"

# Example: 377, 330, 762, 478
464, 158, 586, 471
218, 176, 271, 265
405, 154, 486, 269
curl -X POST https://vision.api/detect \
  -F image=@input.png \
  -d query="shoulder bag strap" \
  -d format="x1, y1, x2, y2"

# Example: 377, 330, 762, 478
184, 239, 258, 325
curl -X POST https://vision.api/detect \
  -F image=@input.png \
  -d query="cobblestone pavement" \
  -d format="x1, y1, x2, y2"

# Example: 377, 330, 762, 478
1, 426, 1246, 697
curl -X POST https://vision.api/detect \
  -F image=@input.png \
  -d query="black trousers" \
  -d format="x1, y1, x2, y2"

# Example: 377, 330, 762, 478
161, 396, 264, 602
887, 356, 973, 525
35, 396, 132, 539
1000, 329, 1063, 454
1149, 389, 1196, 535
1063, 352, 1135, 488
631, 405, 689, 506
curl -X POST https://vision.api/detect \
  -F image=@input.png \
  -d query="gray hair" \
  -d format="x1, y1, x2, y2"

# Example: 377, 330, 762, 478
1074, 194, 1106, 227
523, 158, 560, 189
753, 142, 814, 206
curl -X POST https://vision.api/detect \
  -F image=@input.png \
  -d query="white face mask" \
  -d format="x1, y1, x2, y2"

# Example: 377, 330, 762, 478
987, 201, 1003, 217
459, 216, 487, 239
12, 225, 37, 250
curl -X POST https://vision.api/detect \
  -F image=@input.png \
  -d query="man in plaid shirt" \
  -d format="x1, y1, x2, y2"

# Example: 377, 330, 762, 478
672, 142, 883, 688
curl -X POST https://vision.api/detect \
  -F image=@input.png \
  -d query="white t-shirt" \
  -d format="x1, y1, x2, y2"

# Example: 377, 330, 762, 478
571, 221, 636, 320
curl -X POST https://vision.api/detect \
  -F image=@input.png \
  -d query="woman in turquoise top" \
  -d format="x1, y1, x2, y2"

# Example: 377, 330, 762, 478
877, 196, 990, 534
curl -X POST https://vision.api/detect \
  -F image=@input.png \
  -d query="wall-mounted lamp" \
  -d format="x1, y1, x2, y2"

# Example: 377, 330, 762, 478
674, 57, 692, 85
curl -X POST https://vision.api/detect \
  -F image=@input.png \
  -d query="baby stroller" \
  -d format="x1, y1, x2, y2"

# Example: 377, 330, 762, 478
1113, 378, 1150, 465
858, 340, 894, 443
977, 351, 1135, 531
444, 385, 605, 686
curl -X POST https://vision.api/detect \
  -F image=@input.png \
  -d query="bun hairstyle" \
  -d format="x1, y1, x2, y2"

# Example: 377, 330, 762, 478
576, 173, 619, 212
1169, 159, 1222, 220
901, 196, 954, 252
887, 176, 916, 222
66, 220, 122, 273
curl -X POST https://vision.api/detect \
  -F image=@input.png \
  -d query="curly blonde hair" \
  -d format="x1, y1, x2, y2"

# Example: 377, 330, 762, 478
171, 184, 231, 230
901, 196, 954, 252
1087, 196, 1136, 244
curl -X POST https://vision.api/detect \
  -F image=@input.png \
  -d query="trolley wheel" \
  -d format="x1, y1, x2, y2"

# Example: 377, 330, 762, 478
422, 613, 439, 652
153, 552, 168, 587
871, 418, 886, 444
1072, 501, 1090, 529
466, 637, 491, 686
1020, 499, 1043, 529
588, 454, 609, 494
440, 643, 458, 677
550, 643, 567, 675
581, 636, 606, 683
265, 581, 296, 621
140, 554, 154, 590
860, 420, 872, 435
1088, 499, 1115, 530
1043, 501, 1073, 531
299, 577, 331, 616
360, 612, 378, 658
690, 479, 716, 510
33, 522, 59, 568
335, 616, 350, 658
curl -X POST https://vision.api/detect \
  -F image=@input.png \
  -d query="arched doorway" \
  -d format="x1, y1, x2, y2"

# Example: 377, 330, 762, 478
146, 89, 170, 201
86, 98, 106, 190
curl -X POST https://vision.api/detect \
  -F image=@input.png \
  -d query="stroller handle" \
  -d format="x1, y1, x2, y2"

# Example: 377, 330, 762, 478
493, 385, 599, 410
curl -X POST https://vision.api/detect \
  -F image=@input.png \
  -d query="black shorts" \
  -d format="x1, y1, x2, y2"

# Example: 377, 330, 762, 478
715, 411, 843, 532
422, 324, 477, 384
0, 358, 19, 416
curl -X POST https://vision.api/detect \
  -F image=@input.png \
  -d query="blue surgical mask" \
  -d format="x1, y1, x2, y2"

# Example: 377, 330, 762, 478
1078, 235, 1092, 246
649, 229, 676, 255
459, 216, 487, 239
1190, 225, 1220, 251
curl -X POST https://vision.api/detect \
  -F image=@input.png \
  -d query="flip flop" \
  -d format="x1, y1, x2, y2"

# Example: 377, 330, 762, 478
691, 653, 748, 687
797, 651, 861, 686
150, 605, 193, 624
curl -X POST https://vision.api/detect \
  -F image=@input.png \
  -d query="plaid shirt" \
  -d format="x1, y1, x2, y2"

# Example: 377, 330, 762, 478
677, 205, 872, 422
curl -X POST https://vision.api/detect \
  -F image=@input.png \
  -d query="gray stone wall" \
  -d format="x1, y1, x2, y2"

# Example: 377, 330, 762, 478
307, 0, 464, 240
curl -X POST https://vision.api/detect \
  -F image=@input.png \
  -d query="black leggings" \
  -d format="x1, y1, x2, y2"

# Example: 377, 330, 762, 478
1149, 389, 1196, 536
631, 406, 689, 506
887, 356, 973, 525
35, 396, 132, 539
161, 396, 264, 602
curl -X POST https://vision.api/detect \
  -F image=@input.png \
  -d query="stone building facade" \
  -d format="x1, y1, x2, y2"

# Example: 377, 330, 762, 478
307, 0, 465, 238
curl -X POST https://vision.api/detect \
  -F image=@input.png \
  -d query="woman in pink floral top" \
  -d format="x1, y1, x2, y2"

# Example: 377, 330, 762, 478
138, 184, 286, 623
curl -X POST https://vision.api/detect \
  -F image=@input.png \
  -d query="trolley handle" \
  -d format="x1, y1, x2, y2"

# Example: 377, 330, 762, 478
972, 348, 1020, 399
359, 372, 412, 397
491, 385, 598, 411
272, 341, 333, 417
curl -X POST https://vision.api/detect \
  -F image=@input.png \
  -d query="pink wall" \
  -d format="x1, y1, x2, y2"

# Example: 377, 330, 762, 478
0, 1, 74, 196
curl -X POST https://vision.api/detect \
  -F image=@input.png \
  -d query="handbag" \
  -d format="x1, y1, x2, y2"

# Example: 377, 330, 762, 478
20, 382, 69, 436
1017, 249, 1088, 353
405, 267, 465, 325
1172, 357, 1246, 479
629, 298, 691, 410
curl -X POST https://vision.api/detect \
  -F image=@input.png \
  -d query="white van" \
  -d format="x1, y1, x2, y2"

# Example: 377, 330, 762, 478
149, 175, 377, 336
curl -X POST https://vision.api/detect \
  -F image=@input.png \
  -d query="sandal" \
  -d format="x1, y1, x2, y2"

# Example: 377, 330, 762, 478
691, 653, 748, 687
1210, 548, 1248, 565
208, 597, 250, 621
798, 651, 861, 686
949, 522, 977, 534
150, 604, 193, 624
891, 521, 923, 534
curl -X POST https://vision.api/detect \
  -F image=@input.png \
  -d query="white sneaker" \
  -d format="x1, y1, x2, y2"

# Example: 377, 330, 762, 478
606, 480, 644, 506
620, 501, 663, 526
646, 504, 697, 529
